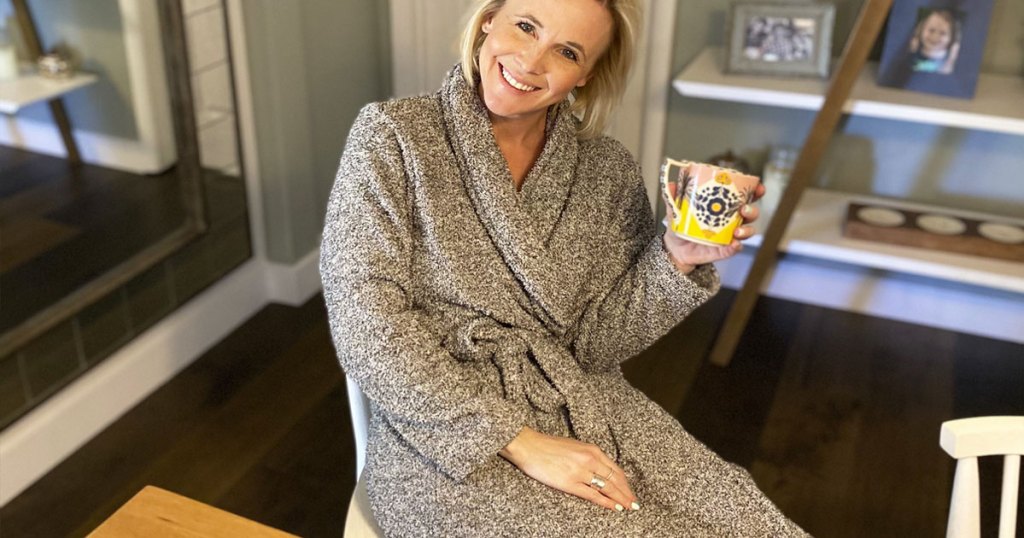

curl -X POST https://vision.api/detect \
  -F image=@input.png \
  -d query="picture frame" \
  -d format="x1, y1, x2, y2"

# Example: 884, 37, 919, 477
875, 0, 996, 99
726, 3, 836, 78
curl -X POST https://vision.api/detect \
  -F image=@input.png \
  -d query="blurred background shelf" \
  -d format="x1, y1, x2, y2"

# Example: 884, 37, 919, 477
673, 47, 1024, 136
748, 189, 1024, 294
673, 46, 1024, 295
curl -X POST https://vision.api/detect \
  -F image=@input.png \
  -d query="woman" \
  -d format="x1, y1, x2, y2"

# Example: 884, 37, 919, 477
321, 0, 808, 535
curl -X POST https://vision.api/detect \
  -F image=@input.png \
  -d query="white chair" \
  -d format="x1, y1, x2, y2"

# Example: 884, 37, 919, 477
344, 374, 385, 537
940, 416, 1024, 538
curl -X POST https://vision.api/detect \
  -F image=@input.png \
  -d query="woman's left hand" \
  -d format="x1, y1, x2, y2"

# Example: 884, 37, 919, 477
663, 182, 765, 273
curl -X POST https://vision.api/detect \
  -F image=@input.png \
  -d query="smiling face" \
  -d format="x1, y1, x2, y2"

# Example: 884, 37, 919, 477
478, 0, 613, 128
919, 12, 953, 58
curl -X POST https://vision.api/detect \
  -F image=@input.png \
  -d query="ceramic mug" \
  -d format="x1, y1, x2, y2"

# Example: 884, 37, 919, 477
661, 158, 760, 246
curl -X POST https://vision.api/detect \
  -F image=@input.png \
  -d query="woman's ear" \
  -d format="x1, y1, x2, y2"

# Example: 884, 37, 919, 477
482, 16, 493, 33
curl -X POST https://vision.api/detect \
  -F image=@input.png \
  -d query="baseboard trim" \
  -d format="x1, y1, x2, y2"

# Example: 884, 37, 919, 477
0, 259, 267, 506
263, 249, 323, 306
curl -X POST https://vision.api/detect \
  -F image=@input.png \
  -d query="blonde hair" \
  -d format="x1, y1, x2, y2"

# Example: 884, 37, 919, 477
459, 0, 642, 139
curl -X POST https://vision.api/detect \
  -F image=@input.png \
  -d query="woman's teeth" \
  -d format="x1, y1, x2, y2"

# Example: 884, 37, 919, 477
502, 66, 537, 91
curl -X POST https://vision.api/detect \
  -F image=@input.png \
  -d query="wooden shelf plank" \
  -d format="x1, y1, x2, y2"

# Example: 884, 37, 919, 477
748, 189, 1024, 294
674, 48, 1024, 136
0, 67, 98, 114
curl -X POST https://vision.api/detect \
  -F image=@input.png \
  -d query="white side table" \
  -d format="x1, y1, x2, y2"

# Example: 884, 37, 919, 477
0, 68, 97, 113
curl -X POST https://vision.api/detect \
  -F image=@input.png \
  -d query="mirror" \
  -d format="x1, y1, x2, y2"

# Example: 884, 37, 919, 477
0, 0, 250, 428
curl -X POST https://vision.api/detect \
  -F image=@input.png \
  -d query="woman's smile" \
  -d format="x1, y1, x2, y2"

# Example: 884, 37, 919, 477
477, 0, 612, 126
500, 63, 539, 92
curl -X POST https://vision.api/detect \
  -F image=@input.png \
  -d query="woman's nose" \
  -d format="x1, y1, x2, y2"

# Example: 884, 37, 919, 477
516, 44, 544, 74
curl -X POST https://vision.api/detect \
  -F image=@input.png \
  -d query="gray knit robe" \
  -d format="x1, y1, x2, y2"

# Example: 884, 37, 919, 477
320, 67, 807, 537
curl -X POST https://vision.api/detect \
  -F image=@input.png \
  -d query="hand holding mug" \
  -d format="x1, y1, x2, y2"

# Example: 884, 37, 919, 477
660, 159, 764, 271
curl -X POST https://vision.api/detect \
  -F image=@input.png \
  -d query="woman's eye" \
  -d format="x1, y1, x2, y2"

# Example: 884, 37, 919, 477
516, 21, 534, 33
561, 49, 579, 62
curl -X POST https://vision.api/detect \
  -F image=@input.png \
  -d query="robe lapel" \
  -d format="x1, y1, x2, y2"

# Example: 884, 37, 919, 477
440, 68, 584, 331
517, 105, 579, 246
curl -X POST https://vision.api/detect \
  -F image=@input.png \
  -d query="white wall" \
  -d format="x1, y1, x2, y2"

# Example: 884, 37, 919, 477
240, 0, 390, 264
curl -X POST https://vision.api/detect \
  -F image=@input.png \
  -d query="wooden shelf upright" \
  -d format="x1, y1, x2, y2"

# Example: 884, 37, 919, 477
708, 0, 895, 366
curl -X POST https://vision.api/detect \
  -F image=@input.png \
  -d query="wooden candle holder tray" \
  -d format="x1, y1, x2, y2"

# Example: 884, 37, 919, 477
843, 202, 1024, 262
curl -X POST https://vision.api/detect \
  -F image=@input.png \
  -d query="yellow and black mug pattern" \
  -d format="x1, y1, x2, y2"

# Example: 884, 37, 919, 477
661, 158, 761, 246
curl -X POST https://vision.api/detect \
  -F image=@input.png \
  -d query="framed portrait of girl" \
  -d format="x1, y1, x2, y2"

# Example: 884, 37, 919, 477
876, 0, 995, 99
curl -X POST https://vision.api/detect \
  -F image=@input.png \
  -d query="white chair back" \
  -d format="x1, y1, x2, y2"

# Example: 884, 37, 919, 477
345, 374, 372, 477
940, 416, 1024, 538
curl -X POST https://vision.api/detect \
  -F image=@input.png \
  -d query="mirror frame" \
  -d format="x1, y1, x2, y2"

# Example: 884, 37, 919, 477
0, 0, 208, 357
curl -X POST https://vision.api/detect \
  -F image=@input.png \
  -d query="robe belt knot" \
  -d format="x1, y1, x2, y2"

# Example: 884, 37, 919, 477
446, 317, 616, 456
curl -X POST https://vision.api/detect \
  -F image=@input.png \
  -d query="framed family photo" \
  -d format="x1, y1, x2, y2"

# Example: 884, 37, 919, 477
726, 3, 836, 78
876, 0, 996, 99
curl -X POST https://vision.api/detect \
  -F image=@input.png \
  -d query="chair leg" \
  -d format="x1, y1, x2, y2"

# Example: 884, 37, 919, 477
948, 457, 980, 538
999, 454, 1020, 538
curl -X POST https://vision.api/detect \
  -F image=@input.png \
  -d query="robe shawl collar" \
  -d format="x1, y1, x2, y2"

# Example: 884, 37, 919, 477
440, 66, 584, 332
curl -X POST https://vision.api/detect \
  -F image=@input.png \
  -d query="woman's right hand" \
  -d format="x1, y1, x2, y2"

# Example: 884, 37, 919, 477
499, 426, 639, 512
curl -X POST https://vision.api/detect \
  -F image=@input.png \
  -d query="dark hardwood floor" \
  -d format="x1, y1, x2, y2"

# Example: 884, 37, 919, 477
2, 290, 1021, 537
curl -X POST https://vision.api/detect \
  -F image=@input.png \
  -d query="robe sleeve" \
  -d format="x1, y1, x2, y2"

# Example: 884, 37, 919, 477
320, 104, 530, 482
572, 146, 721, 372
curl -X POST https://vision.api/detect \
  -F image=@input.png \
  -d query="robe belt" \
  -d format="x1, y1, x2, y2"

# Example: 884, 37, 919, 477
446, 317, 616, 457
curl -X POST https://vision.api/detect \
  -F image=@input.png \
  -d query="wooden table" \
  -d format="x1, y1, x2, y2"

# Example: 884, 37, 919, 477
88, 486, 299, 537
